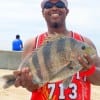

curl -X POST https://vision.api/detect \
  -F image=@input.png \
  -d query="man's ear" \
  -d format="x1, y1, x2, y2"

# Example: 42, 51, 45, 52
66, 8, 69, 15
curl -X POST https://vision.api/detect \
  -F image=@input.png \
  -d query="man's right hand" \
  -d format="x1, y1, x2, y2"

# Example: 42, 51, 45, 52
13, 67, 39, 92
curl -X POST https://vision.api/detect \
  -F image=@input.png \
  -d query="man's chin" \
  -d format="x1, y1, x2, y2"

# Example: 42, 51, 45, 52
51, 23, 60, 28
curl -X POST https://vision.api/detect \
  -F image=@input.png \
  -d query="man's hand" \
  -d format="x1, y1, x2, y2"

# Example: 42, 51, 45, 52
13, 67, 39, 92
78, 54, 95, 71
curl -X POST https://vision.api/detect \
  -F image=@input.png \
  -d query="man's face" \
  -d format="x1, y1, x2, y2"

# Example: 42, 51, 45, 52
42, 0, 69, 28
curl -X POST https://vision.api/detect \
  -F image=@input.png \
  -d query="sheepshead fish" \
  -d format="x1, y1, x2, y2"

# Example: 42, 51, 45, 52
1, 34, 96, 89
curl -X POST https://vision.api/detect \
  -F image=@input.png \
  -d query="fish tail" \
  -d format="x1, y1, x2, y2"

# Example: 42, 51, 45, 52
0, 74, 16, 89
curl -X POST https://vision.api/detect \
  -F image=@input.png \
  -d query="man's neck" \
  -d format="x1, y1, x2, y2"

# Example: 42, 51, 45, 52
47, 27, 71, 37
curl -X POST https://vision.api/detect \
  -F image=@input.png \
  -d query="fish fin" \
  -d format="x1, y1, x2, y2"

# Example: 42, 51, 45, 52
0, 74, 16, 89
62, 76, 73, 89
43, 33, 65, 44
49, 62, 71, 82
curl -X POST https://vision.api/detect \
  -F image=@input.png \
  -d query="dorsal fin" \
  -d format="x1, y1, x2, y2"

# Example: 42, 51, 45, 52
33, 33, 66, 53
42, 32, 65, 45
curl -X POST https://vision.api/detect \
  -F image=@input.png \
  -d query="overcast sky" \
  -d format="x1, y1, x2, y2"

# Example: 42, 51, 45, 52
0, 0, 100, 55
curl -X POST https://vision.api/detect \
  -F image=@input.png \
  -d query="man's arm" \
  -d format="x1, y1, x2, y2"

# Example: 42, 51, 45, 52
78, 36, 100, 85
87, 55, 100, 85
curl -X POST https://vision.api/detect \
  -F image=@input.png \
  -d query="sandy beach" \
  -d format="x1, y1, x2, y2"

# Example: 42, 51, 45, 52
0, 69, 31, 100
0, 69, 100, 100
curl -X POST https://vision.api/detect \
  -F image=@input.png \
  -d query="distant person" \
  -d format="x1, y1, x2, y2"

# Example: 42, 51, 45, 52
12, 34, 23, 51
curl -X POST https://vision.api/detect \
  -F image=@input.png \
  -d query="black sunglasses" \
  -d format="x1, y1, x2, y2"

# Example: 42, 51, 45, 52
44, 1, 66, 9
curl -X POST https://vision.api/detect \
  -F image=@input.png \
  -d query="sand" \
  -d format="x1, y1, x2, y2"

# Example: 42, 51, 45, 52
0, 69, 100, 100
0, 69, 31, 100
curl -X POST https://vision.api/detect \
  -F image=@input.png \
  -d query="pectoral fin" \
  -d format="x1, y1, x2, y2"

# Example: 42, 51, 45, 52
62, 76, 73, 89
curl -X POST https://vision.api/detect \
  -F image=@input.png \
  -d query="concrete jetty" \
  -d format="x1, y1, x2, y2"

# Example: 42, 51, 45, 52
0, 50, 22, 70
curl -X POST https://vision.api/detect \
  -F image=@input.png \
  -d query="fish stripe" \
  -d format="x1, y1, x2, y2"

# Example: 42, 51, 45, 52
49, 38, 68, 77
43, 41, 52, 72
56, 37, 66, 53
32, 51, 43, 80
32, 51, 40, 69
37, 47, 50, 82
56, 38, 67, 56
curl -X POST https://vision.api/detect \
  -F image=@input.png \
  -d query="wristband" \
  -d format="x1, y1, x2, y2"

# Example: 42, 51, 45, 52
80, 65, 96, 77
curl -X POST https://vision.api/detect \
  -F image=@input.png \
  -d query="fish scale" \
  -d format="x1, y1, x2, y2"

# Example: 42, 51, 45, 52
0, 35, 96, 89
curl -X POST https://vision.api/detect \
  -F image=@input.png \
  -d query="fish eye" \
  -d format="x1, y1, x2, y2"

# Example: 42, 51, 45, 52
81, 45, 86, 50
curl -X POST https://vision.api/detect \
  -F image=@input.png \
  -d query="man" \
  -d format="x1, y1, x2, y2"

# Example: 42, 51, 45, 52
14, 0, 100, 100
12, 34, 23, 51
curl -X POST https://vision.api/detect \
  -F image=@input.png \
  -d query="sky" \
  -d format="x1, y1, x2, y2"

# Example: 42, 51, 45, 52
0, 0, 100, 55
